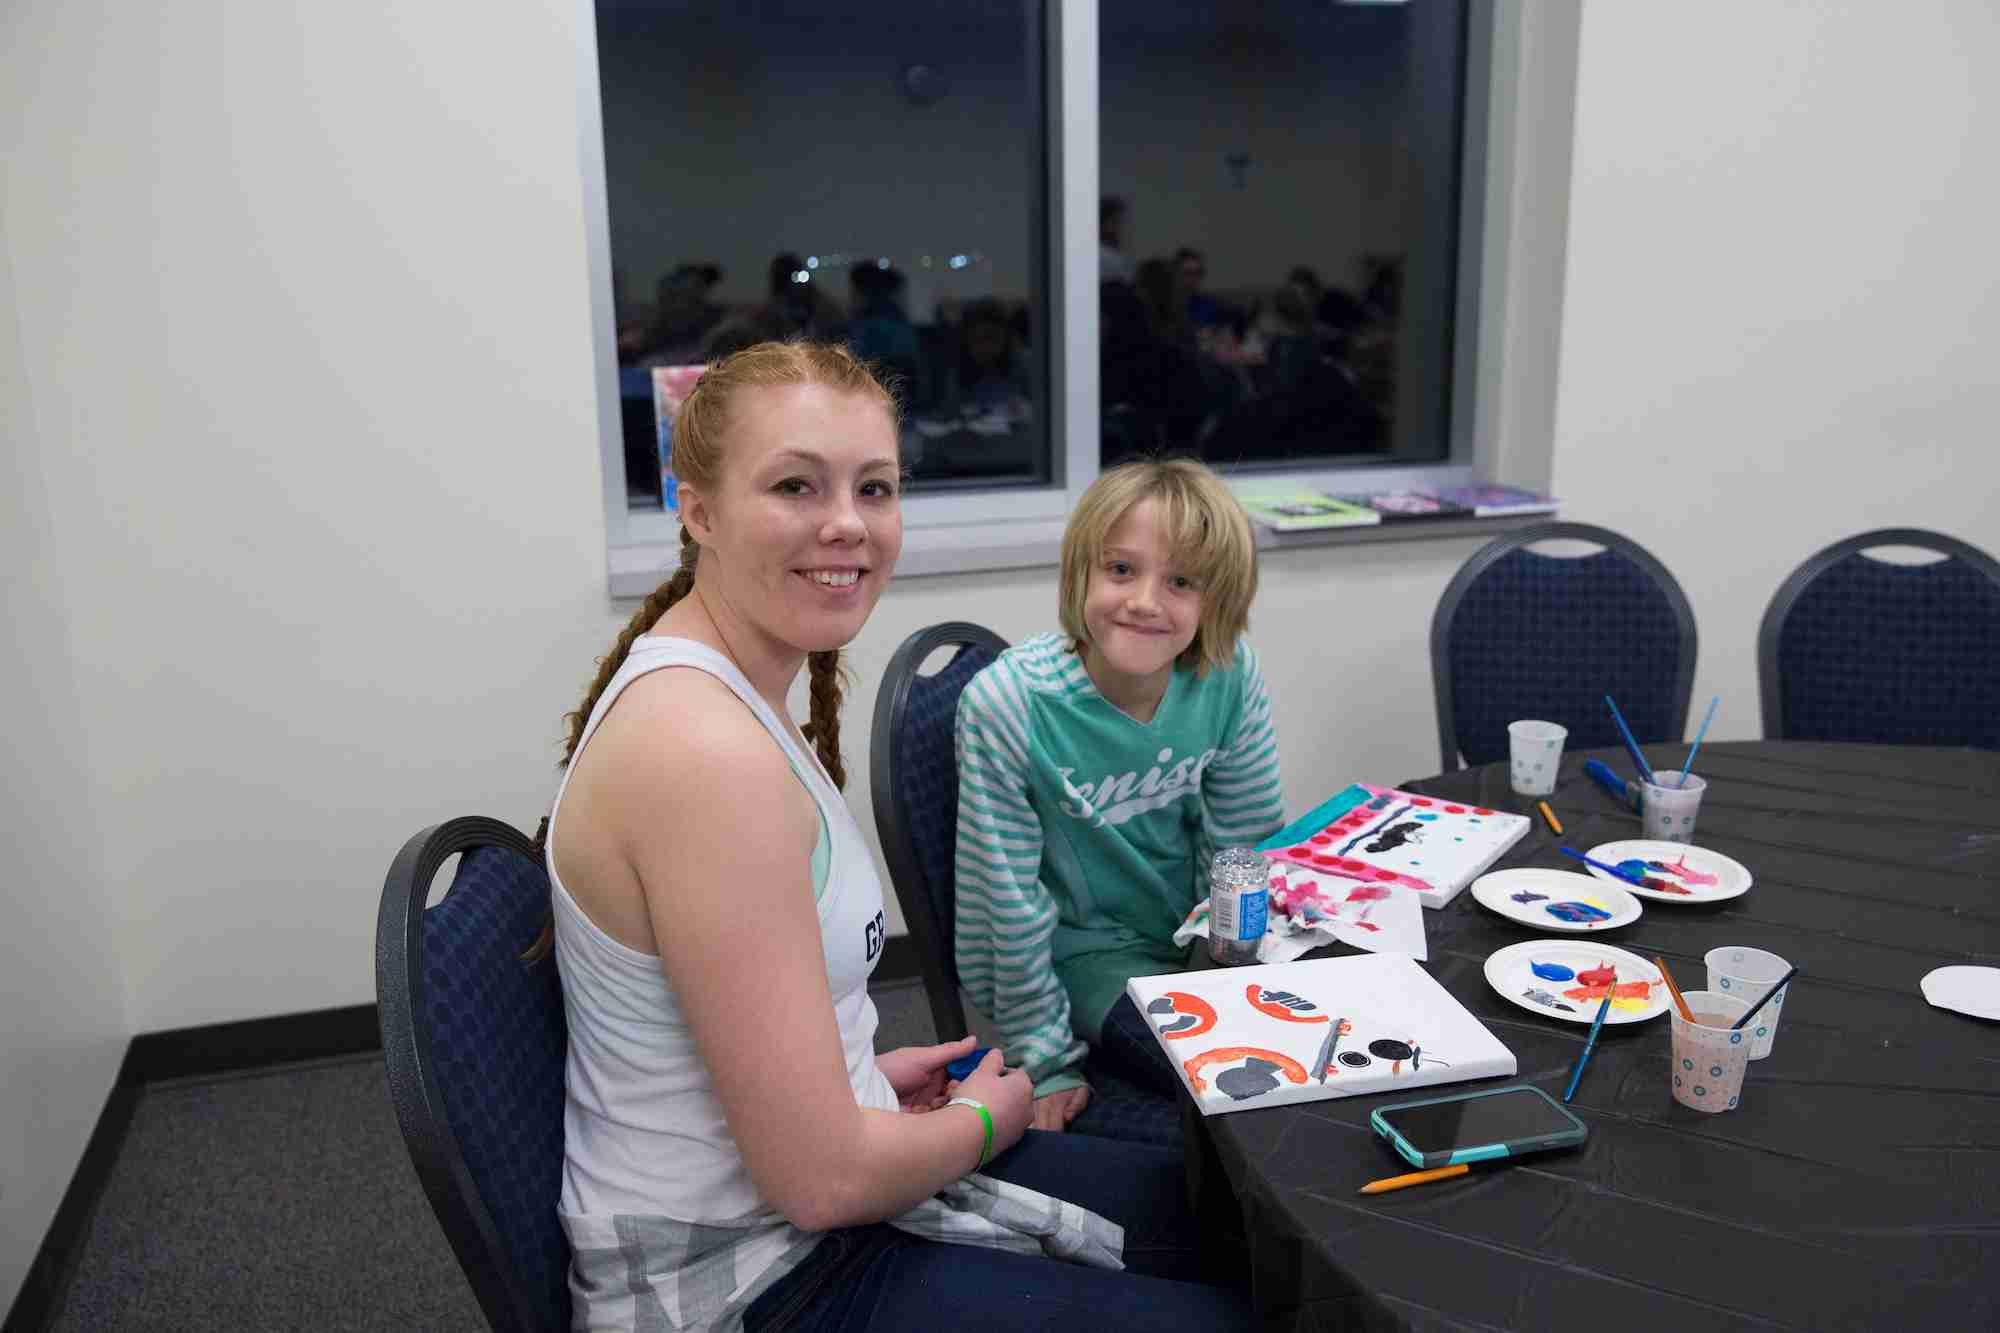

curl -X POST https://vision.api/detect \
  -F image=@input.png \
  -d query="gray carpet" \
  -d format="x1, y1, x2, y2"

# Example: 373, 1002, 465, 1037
52, 978, 943, 1330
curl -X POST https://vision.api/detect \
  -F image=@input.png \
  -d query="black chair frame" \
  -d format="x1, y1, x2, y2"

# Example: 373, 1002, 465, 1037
1429, 520, 1699, 771
377, 815, 555, 1333
1756, 526, 2000, 740
869, 621, 1009, 1044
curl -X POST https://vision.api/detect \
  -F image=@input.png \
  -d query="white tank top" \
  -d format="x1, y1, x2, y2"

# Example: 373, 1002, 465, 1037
545, 635, 898, 1225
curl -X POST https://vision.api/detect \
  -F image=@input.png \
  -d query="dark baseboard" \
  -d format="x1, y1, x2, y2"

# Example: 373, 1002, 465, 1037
3, 1082, 139, 1333
118, 1003, 382, 1086
5, 946, 926, 1331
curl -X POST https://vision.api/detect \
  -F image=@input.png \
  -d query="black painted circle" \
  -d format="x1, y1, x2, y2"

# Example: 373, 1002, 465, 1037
1337, 1050, 1372, 1069
1368, 1039, 1415, 1061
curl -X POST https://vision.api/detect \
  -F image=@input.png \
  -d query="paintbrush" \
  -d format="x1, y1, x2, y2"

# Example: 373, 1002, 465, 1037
1731, 963, 1800, 1031
1653, 955, 1696, 1023
1311, 1017, 1348, 1083
1563, 989, 1614, 1103
1604, 694, 1658, 785
1678, 695, 1719, 786
1556, 846, 1668, 892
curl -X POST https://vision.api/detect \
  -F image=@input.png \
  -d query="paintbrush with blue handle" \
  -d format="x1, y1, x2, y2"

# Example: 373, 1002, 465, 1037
1563, 989, 1615, 1103
1604, 694, 1658, 785
1583, 759, 1642, 811
1556, 845, 1666, 892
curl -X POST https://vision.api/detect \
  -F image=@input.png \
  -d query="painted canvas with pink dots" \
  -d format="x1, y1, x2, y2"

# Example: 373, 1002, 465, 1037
1256, 783, 1531, 911
1126, 954, 1517, 1115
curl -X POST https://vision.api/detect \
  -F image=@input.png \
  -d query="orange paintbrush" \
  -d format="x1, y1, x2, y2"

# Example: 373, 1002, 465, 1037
1654, 956, 1695, 1023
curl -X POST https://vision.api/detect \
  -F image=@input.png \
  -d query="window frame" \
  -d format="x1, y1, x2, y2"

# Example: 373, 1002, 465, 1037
581, 0, 1574, 596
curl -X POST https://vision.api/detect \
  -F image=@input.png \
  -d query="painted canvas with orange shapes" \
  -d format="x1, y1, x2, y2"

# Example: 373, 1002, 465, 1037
1126, 954, 1517, 1116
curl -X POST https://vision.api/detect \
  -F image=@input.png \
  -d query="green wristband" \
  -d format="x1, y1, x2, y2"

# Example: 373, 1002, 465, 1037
946, 1096, 994, 1167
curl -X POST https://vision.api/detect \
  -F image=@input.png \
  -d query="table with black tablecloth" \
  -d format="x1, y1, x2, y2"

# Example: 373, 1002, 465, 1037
1186, 741, 2000, 1332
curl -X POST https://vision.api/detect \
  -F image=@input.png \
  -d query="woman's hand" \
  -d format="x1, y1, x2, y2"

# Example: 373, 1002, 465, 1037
945, 1048, 1034, 1165
877, 1036, 978, 1113
1029, 1084, 1092, 1132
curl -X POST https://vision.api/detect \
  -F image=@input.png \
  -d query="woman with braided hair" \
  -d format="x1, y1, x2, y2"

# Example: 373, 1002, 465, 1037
539, 340, 1247, 1332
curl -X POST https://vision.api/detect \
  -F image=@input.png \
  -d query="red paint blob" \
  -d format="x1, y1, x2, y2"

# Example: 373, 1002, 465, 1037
1374, 870, 1398, 881
1288, 846, 1313, 860
1473, 808, 1494, 816
1444, 805, 1465, 814
1411, 798, 1435, 807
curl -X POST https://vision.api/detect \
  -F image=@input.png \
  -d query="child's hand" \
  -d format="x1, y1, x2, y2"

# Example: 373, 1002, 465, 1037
877, 1036, 978, 1113
1030, 1084, 1092, 1132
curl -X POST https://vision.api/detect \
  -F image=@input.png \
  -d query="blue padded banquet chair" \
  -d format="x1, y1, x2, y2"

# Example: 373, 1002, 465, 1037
1430, 522, 1698, 771
871, 621, 1181, 1148
377, 817, 570, 1333
1757, 528, 2000, 748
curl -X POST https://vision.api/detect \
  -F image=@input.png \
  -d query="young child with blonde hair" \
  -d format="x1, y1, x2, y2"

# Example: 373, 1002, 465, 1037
954, 459, 1285, 1130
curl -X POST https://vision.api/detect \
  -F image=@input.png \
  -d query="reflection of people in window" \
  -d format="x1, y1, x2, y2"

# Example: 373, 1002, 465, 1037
952, 299, 1029, 419
845, 262, 921, 400
1174, 247, 1228, 330
701, 252, 843, 359
1100, 196, 1135, 282
631, 263, 724, 367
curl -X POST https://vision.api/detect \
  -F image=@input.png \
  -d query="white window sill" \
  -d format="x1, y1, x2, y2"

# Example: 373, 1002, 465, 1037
607, 502, 1555, 598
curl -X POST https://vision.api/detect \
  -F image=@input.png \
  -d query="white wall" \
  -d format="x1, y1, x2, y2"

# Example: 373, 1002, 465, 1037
0, 126, 130, 1310
5, 0, 1999, 1310
1, 0, 617, 1051
1550, 0, 2000, 738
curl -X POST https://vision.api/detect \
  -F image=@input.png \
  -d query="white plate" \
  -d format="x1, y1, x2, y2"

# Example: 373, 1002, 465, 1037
1469, 868, 1642, 932
1920, 965, 2000, 1020
1581, 840, 1752, 904
1484, 940, 1669, 1025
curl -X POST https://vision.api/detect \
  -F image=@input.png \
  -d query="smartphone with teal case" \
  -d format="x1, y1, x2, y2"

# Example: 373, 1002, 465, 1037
1370, 1084, 1587, 1170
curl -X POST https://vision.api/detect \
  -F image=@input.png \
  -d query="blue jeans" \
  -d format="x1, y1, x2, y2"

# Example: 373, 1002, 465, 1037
742, 1131, 1252, 1333
1094, 991, 1186, 1100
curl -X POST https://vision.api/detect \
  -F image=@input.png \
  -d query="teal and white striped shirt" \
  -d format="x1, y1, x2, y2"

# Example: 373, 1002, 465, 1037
953, 632, 1285, 1093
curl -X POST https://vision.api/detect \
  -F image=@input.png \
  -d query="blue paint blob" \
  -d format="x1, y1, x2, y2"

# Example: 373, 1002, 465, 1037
1415, 813, 1439, 821
1530, 961, 1576, 981
1510, 891, 1548, 904
1546, 900, 1612, 923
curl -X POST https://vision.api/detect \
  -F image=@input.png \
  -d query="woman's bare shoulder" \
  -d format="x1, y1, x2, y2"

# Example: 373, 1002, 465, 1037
580, 666, 798, 816
555, 666, 813, 952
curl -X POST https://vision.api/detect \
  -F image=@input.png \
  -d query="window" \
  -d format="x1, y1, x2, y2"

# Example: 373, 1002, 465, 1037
1099, 0, 1468, 473
585, 1, 1539, 586
594, 0, 1052, 510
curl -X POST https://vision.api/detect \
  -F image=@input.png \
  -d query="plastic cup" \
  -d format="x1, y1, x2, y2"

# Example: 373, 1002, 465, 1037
1508, 720, 1567, 797
1705, 947, 1791, 1060
1640, 772, 1706, 842
1669, 989, 1752, 1112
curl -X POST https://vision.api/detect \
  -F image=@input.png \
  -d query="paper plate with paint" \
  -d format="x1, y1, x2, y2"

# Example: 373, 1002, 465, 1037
1469, 868, 1642, 932
1483, 940, 1668, 1026
1580, 839, 1751, 904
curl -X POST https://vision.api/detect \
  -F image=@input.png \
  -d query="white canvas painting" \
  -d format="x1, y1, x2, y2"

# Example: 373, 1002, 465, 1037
1260, 783, 1531, 910
1126, 954, 1517, 1116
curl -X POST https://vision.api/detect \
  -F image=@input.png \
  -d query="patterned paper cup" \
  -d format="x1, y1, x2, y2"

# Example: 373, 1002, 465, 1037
1669, 989, 1752, 1112
1508, 720, 1568, 797
1705, 946, 1791, 1059
1641, 772, 1706, 842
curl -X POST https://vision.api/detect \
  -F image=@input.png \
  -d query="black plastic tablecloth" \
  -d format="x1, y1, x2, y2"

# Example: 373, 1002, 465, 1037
1189, 741, 2000, 1331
